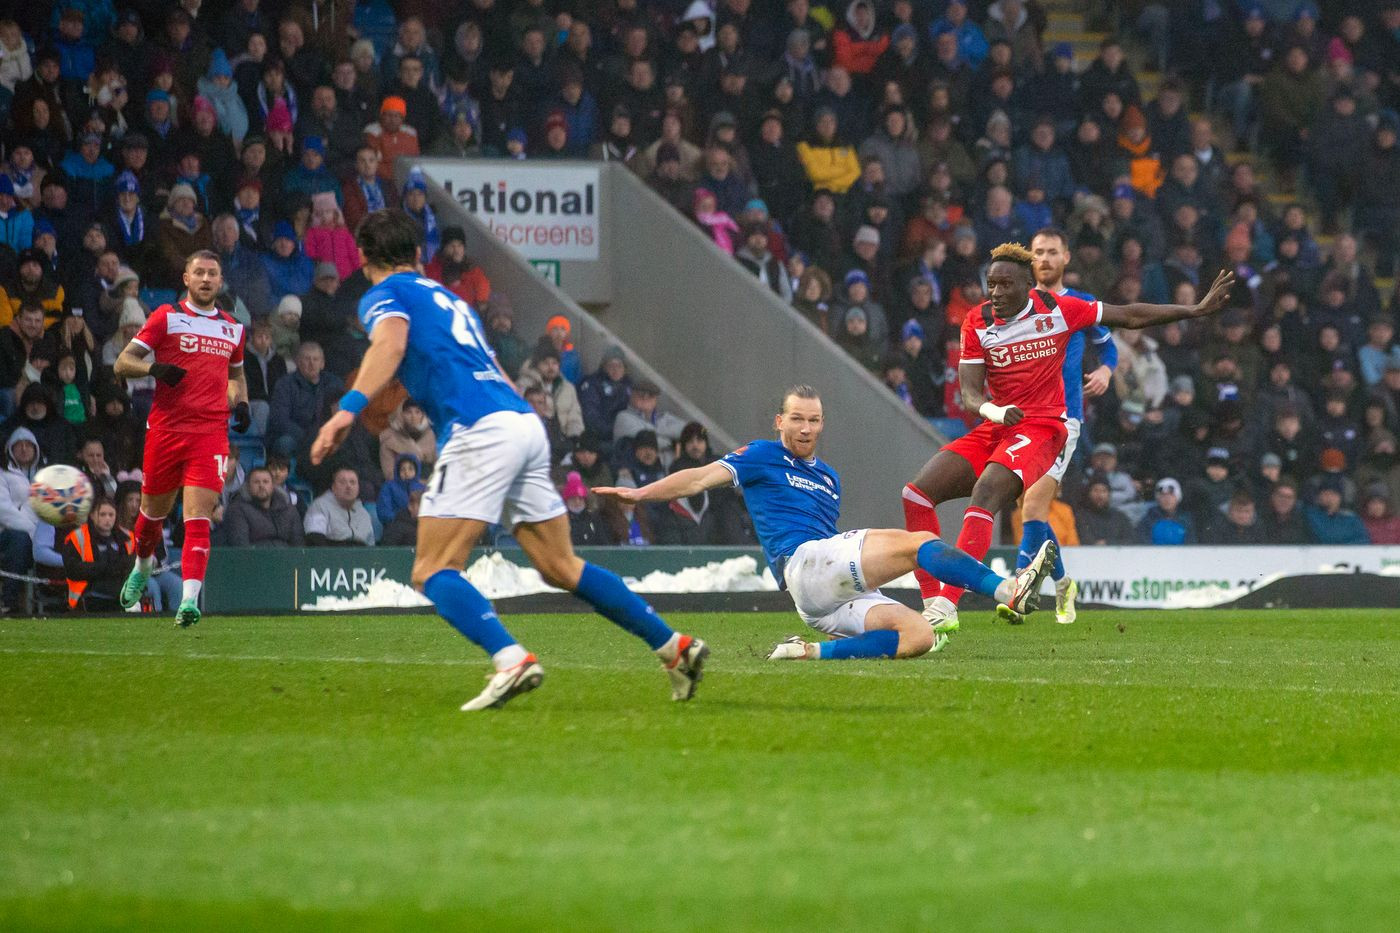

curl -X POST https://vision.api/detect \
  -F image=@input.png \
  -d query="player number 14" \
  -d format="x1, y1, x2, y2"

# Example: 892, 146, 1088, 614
429, 288, 489, 349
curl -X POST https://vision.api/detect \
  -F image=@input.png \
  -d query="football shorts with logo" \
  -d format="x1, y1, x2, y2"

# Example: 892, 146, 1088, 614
943, 417, 1069, 489
142, 429, 230, 496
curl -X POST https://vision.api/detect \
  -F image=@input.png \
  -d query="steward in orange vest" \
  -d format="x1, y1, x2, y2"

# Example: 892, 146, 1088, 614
60, 500, 134, 611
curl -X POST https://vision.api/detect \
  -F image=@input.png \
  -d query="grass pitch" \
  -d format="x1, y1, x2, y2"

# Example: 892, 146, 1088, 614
2, 608, 1399, 932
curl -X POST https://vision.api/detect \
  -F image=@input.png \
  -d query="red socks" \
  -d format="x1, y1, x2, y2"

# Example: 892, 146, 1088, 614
901, 484, 942, 600
133, 511, 163, 560
940, 506, 995, 605
182, 517, 211, 586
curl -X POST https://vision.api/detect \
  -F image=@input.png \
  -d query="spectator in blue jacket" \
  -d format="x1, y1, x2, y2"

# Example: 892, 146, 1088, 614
929, 1, 988, 68
578, 347, 633, 442
1138, 477, 1197, 544
267, 342, 344, 458
1012, 118, 1076, 207
376, 453, 425, 526
0, 175, 33, 253
53, 9, 96, 82
1305, 477, 1371, 544
260, 221, 314, 303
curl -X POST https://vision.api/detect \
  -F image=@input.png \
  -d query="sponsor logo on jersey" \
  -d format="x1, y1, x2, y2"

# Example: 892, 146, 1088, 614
785, 472, 839, 500
989, 346, 1012, 367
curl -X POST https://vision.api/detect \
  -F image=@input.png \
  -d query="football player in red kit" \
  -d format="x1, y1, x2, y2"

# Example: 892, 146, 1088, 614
113, 250, 250, 626
901, 243, 1234, 631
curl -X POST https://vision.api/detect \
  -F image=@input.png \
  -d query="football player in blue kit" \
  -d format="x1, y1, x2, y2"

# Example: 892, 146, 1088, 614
1004, 227, 1118, 625
311, 211, 708, 710
595, 385, 1058, 660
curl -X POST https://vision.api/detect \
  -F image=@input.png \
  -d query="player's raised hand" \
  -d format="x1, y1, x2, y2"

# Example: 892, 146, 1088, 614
592, 486, 644, 504
310, 410, 355, 465
1192, 270, 1236, 318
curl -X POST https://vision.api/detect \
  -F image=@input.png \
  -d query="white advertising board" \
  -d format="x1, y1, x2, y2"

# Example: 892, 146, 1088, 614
432, 163, 600, 260
1057, 546, 1400, 608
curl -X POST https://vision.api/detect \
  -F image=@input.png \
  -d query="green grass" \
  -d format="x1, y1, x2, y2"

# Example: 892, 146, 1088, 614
2, 609, 1399, 932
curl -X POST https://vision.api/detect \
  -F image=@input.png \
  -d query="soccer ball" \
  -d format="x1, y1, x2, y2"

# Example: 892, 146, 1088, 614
29, 464, 94, 528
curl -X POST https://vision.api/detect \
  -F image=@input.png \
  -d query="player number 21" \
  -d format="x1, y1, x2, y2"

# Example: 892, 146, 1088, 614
430, 289, 489, 349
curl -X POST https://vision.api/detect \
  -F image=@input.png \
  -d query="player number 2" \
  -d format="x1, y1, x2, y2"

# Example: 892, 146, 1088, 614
431, 291, 489, 349
214, 454, 229, 476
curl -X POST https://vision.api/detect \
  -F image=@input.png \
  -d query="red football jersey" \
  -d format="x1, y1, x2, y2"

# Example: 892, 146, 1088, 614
959, 289, 1102, 420
130, 300, 245, 434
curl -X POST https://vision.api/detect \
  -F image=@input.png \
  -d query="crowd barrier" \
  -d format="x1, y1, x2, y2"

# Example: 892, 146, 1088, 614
203, 546, 1400, 613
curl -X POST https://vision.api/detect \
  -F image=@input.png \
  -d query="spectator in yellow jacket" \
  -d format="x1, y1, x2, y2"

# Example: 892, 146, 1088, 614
797, 107, 861, 194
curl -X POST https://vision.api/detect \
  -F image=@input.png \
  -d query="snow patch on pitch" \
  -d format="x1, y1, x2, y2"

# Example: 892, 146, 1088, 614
299, 553, 778, 610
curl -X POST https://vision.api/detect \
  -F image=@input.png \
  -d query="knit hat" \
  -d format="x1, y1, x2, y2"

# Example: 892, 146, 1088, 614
266, 99, 294, 134
441, 225, 466, 246
893, 23, 917, 44
853, 225, 880, 246
273, 220, 297, 242
302, 135, 326, 155
314, 262, 339, 281
1155, 477, 1182, 498
115, 171, 140, 194
208, 48, 233, 80
33, 218, 56, 238
380, 96, 407, 116
111, 266, 140, 291
146, 88, 170, 104
546, 315, 571, 335
562, 471, 588, 500
118, 298, 146, 329
844, 269, 870, 288
276, 294, 302, 318
544, 110, 568, 134
168, 182, 198, 205
901, 319, 925, 341
692, 187, 716, 211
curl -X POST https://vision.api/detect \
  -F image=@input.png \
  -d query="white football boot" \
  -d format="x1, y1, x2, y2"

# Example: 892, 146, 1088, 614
922, 595, 960, 633
663, 635, 709, 701
767, 635, 818, 660
461, 655, 545, 711
1055, 577, 1079, 625
994, 539, 1058, 623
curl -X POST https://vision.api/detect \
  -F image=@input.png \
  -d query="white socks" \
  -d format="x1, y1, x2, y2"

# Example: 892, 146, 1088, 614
181, 579, 202, 603
492, 644, 529, 671
136, 554, 155, 574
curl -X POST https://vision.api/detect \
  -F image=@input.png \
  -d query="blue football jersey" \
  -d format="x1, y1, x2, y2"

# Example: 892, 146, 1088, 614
359, 272, 530, 441
719, 439, 842, 583
1057, 286, 1115, 421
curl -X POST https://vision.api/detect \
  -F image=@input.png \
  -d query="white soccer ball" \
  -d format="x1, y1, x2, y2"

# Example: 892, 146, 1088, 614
29, 464, 94, 528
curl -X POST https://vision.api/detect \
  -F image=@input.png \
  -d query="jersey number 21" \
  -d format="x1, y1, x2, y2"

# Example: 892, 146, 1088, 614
425, 281, 489, 350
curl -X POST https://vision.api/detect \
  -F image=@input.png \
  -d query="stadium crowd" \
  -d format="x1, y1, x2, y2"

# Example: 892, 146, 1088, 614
0, 1, 1397, 610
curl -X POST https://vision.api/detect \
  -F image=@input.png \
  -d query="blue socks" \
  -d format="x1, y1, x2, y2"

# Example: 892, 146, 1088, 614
1018, 521, 1065, 580
424, 569, 518, 655
916, 539, 1004, 599
819, 630, 900, 659
574, 562, 674, 650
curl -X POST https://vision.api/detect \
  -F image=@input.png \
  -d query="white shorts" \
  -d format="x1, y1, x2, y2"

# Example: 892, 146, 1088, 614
420, 410, 566, 527
783, 530, 901, 637
1043, 417, 1081, 484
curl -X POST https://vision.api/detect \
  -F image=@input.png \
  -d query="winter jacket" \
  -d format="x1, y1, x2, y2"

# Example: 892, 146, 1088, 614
61, 521, 134, 610
304, 226, 361, 281
1137, 506, 1196, 545
858, 127, 922, 198
304, 490, 376, 546
796, 140, 861, 194
1304, 506, 1370, 545
0, 428, 40, 535
152, 214, 213, 290
261, 250, 315, 304
0, 208, 33, 254
378, 408, 437, 479
578, 371, 633, 441
376, 454, 425, 525
832, 2, 889, 75
223, 486, 304, 547
1075, 503, 1137, 546
269, 369, 345, 443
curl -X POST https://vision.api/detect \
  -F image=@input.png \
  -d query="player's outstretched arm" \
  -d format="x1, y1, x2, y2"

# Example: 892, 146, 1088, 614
958, 360, 1023, 426
1100, 269, 1235, 329
113, 343, 185, 386
594, 461, 733, 504
310, 316, 409, 465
